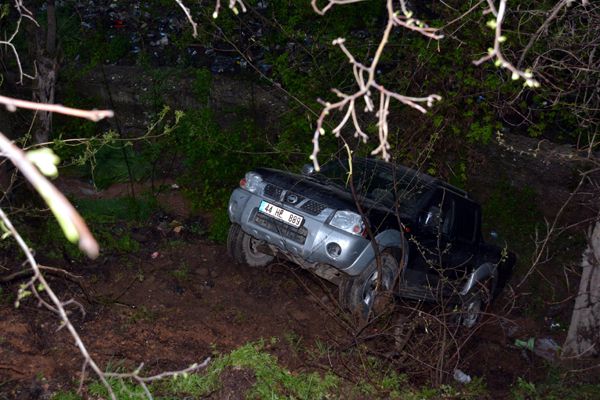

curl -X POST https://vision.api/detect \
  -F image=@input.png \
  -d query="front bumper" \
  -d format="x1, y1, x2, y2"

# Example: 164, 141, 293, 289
228, 188, 370, 274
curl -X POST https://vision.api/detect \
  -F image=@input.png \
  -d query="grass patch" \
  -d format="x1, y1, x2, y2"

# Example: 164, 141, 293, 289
51, 392, 81, 400
128, 306, 159, 325
161, 340, 339, 399
52, 339, 497, 400
79, 340, 337, 399
171, 262, 190, 281
511, 375, 600, 400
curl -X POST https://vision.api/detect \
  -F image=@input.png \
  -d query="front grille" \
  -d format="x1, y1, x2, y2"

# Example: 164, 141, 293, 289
300, 199, 327, 215
263, 184, 283, 200
254, 212, 308, 244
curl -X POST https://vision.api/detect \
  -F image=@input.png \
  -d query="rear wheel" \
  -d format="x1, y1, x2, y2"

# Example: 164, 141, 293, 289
227, 224, 274, 267
339, 252, 399, 319
458, 278, 494, 328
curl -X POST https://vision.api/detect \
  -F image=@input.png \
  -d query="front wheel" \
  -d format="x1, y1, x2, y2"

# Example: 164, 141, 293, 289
339, 252, 399, 319
227, 224, 274, 267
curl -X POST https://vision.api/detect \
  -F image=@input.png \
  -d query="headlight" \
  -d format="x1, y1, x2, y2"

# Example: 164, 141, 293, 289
240, 172, 263, 193
329, 210, 365, 236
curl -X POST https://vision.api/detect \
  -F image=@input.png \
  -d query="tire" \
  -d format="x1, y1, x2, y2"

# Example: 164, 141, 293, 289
339, 252, 399, 319
227, 224, 274, 267
458, 279, 494, 328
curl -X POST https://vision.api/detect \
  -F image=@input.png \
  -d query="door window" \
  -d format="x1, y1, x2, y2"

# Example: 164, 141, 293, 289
423, 189, 454, 236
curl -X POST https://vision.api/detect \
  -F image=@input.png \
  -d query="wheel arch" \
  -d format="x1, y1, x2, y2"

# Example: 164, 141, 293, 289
459, 262, 498, 297
341, 229, 408, 276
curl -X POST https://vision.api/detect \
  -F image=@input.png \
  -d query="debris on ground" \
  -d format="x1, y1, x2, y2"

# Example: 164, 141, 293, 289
515, 337, 560, 361
453, 369, 472, 384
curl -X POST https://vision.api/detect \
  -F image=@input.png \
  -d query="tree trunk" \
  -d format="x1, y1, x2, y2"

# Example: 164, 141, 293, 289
32, 0, 58, 144
562, 220, 600, 357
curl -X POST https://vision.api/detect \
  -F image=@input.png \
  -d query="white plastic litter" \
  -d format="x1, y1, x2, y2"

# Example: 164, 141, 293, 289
453, 369, 472, 384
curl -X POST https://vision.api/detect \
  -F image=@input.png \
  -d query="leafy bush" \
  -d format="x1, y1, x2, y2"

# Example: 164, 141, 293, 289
481, 180, 543, 257
37, 196, 157, 261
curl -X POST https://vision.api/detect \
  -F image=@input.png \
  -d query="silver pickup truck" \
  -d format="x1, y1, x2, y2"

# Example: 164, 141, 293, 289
227, 157, 515, 324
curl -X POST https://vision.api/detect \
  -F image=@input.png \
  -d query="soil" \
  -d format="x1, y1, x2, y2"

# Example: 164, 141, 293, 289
0, 237, 552, 399
0, 180, 571, 399
0, 229, 344, 398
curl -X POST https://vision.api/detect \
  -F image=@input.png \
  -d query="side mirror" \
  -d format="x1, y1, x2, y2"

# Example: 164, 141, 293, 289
301, 164, 315, 175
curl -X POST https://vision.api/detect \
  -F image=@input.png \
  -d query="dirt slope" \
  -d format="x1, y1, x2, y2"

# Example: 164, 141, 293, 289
0, 235, 341, 399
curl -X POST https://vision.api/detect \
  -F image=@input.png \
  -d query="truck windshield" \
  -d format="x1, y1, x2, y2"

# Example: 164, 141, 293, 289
315, 158, 428, 208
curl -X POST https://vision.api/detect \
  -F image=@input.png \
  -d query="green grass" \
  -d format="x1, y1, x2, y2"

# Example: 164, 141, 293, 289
127, 306, 158, 324
510, 368, 600, 400
53, 362, 599, 400
162, 340, 339, 399
171, 262, 189, 280
71, 340, 338, 399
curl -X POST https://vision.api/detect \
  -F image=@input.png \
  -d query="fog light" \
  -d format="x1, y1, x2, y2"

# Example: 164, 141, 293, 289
326, 242, 342, 258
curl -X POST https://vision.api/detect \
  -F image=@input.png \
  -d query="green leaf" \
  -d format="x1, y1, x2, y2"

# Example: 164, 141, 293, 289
26, 148, 61, 178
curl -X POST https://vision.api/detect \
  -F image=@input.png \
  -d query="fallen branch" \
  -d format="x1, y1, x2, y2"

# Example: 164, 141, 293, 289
104, 358, 211, 399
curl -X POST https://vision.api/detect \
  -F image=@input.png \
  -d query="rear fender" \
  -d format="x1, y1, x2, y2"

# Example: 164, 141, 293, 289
460, 262, 497, 296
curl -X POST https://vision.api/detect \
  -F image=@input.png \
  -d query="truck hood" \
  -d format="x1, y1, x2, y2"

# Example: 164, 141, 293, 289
254, 167, 363, 211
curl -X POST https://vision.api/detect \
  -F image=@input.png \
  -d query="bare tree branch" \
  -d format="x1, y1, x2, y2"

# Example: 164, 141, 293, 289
175, 0, 198, 37
213, 0, 246, 18
104, 358, 211, 398
0, 95, 114, 122
175, 0, 247, 38
0, 1, 39, 83
517, 0, 573, 68
0, 132, 100, 258
310, 0, 443, 171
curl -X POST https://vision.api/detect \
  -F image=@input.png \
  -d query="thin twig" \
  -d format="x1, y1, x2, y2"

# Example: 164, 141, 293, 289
473, 0, 540, 87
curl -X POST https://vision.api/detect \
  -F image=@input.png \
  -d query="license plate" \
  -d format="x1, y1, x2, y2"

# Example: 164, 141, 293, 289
259, 201, 303, 228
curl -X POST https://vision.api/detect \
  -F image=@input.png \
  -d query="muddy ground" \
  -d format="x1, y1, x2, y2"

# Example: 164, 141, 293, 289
1, 234, 345, 397
0, 179, 574, 399
0, 236, 552, 399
